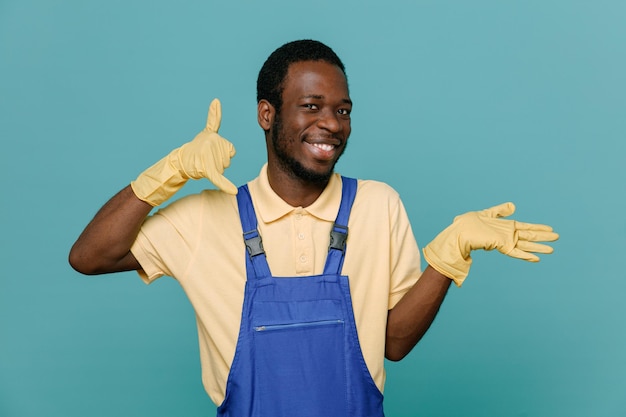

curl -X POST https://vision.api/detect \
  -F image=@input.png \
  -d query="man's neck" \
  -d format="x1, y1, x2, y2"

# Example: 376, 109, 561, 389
266, 165, 329, 208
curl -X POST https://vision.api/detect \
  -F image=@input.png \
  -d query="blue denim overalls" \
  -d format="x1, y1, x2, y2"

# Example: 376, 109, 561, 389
216, 177, 384, 417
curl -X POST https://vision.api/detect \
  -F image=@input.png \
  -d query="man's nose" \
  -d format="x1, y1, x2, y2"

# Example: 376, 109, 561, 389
316, 109, 341, 133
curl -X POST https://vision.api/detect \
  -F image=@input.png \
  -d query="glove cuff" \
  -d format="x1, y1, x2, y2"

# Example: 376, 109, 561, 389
422, 244, 471, 287
130, 149, 187, 207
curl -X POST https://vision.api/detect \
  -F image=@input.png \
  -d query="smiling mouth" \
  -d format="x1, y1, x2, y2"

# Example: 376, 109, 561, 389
302, 135, 344, 162
311, 143, 335, 151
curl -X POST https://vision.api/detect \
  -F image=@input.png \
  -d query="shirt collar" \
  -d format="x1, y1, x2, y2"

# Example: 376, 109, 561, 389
248, 164, 343, 224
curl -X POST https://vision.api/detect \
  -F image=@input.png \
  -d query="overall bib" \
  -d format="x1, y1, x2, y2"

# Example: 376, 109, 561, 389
217, 177, 385, 417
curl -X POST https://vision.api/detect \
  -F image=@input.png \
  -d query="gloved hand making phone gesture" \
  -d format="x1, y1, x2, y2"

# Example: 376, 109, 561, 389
423, 202, 559, 287
131, 98, 237, 206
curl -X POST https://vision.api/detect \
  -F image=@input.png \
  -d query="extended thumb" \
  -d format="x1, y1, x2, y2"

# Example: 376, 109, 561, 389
481, 202, 515, 218
206, 98, 222, 132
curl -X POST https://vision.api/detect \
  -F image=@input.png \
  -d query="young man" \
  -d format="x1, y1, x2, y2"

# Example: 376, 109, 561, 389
69, 40, 558, 416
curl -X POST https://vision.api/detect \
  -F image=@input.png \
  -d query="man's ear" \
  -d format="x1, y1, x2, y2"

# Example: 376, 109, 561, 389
257, 99, 275, 132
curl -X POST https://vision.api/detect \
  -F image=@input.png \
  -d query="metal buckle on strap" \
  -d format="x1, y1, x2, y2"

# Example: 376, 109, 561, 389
243, 230, 265, 257
329, 224, 348, 251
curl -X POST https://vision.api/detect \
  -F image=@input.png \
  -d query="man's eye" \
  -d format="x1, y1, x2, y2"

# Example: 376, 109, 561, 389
304, 103, 318, 110
338, 108, 351, 116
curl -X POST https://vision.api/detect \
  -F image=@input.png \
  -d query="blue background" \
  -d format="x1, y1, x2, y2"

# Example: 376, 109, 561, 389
1, 1, 625, 416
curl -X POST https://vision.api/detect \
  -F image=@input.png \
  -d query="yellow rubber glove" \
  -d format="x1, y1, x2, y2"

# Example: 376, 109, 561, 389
422, 202, 559, 287
131, 99, 237, 206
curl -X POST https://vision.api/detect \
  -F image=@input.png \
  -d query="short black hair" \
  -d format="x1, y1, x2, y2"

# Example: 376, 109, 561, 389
257, 39, 347, 112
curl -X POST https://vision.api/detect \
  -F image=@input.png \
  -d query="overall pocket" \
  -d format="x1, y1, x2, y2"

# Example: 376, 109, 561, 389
252, 302, 348, 417
254, 319, 344, 332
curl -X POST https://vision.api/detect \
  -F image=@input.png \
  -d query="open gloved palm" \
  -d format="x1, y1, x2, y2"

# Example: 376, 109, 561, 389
422, 202, 559, 287
131, 98, 237, 206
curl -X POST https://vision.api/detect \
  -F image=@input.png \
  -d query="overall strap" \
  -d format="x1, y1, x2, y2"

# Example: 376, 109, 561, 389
324, 176, 358, 275
236, 184, 271, 279
237, 177, 358, 279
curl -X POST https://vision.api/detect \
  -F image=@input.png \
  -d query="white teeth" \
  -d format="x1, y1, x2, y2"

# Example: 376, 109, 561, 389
312, 143, 334, 151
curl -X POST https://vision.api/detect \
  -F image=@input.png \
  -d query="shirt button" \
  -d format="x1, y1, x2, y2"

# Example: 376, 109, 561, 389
298, 233, 305, 240
295, 214, 302, 220
299, 255, 307, 263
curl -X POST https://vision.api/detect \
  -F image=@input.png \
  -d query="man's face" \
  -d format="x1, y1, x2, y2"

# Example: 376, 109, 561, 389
269, 60, 352, 186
